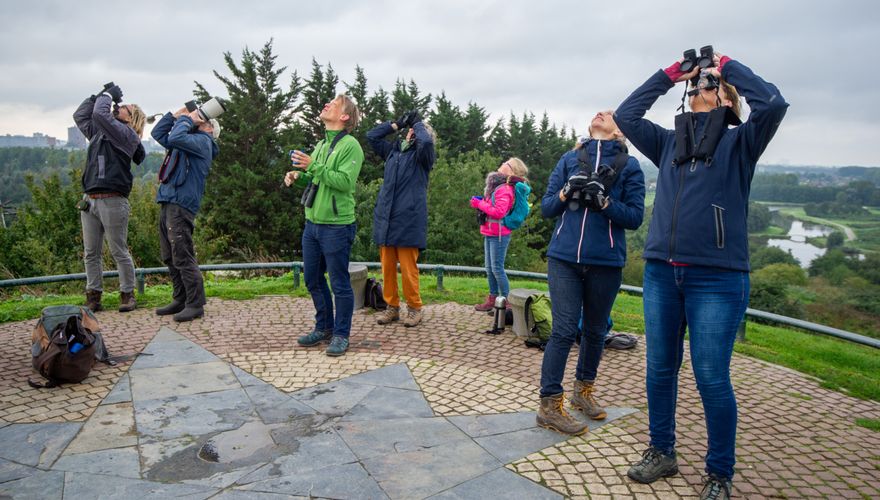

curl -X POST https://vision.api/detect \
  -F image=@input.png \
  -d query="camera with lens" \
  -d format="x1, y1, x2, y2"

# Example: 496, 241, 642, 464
184, 97, 227, 121
300, 181, 318, 208
680, 45, 714, 73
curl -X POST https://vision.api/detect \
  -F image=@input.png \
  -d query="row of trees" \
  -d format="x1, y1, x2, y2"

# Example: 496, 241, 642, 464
751, 173, 880, 206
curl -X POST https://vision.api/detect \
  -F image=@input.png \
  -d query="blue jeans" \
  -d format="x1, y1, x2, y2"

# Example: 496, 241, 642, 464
484, 235, 511, 297
540, 258, 622, 397
643, 259, 749, 481
302, 221, 356, 338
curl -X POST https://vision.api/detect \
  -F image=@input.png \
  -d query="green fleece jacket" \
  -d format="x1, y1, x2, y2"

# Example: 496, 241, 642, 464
293, 130, 364, 225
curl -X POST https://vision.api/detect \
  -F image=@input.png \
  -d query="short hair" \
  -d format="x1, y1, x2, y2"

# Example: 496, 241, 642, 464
507, 157, 528, 179
127, 104, 146, 138
337, 94, 360, 132
209, 119, 221, 140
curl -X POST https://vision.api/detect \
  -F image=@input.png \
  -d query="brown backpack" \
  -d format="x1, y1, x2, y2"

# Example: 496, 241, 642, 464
29, 305, 104, 388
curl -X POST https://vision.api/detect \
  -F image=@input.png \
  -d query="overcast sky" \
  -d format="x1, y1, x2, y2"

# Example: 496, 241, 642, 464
1, 0, 878, 167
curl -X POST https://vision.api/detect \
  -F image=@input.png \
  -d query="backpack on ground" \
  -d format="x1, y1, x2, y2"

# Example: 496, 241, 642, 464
364, 278, 387, 310
29, 305, 110, 388
523, 293, 552, 350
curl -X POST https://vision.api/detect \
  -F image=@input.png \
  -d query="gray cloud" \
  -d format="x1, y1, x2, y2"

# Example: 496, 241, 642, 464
1, 0, 878, 166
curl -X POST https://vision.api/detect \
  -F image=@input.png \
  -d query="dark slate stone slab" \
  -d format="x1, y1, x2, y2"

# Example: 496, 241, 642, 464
0, 470, 64, 500
361, 439, 501, 499
448, 412, 542, 437
340, 386, 434, 421
231, 365, 265, 387
237, 429, 358, 485
289, 380, 375, 416
101, 372, 131, 405
340, 363, 420, 391
152, 326, 188, 342
52, 447, 141, 478
130, 335, 221, 370
243, 383, 316, 424
336, 417, 470, 460
181, 463, 264, 489
0, 457, 34, 484
240, 462, 388, 499
134, 388, 256, 441
428, 467, 563, 499
211, 491, 308, 500
474, 427, 572, 464
0, 423, 81, 467
130, 361, 238, 401
63, 473, 218, 500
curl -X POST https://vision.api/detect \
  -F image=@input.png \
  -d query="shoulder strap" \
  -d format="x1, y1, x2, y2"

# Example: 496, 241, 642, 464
576, 146, 590, 171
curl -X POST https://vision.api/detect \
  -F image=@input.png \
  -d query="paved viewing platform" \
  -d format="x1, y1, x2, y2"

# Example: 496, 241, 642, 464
0, 296, 878, 499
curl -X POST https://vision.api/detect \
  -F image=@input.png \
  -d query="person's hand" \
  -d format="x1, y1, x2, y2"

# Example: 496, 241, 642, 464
470, 196, 483, 209
664, 59, 699, 83
394, 113, 409, 130
403, 110, 421, 127
173, 107, 188, 119
284, 170, 300, 186
709, 52, 730, 77
188, 110, 206, 125
104, 85, 123, 103
561, 172, 591, 200
291, 150, 311, 170
583, 182, 606, 211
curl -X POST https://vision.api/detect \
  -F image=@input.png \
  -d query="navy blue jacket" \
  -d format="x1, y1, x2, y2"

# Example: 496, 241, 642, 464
542, 139, 645, 267
615, 60, 788, 271
151, 113, 218, 215
367, 121, 435, 249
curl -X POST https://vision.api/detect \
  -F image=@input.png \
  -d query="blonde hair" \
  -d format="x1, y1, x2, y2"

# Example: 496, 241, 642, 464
127, 104, 145, 138
507, 157, 528, 179
719, 78, 742, 119
337, 94, 360, 132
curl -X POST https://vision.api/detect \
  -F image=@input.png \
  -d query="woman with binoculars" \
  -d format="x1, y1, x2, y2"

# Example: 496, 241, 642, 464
536, 111, 645, 436
615, 50, 788, 500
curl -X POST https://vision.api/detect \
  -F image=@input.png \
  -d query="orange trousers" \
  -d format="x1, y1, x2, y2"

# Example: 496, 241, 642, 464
379, 246, 422, 310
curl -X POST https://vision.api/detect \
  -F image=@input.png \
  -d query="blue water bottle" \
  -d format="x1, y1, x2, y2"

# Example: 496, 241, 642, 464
70, 342, 84, 354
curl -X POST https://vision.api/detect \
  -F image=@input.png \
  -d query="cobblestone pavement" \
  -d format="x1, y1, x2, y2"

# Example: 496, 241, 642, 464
1, 296, 879, 499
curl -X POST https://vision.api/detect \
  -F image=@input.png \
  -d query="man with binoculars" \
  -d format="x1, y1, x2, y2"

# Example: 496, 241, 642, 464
284, 95, 364, 356
150, 103, 221, 322
73, 82, 146, 313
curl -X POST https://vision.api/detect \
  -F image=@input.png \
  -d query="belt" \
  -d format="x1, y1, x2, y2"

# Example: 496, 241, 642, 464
88, 192, 122, 199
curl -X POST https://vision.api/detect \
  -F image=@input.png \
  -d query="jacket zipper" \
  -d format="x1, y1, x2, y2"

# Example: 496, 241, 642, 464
576, 208, 588, 263
712, 204, 726, 249
608, 220, 614, 248
667, 162, 688, 261
332, 195, 338, 216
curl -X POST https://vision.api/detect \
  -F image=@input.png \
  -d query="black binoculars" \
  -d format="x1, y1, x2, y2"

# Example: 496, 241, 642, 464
680, 45, 714, 73
301, 181, 318, 208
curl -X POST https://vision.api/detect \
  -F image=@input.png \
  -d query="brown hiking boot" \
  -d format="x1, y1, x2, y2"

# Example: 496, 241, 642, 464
571, 379, 607, 420
403, 308, 423, 327
536, 393, 588, 435
376, 306, 400, 325
84, 290, 102, 312
474, 294, 496, 312
118, 291, 137, 313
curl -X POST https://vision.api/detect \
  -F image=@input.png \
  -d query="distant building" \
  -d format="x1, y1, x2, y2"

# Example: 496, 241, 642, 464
67, 126, 87, 149
0, 132, 58, 148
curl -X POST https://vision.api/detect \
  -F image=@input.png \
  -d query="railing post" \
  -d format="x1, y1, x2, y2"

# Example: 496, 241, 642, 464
736, 317, 747, 342
292, 263, 301, 289
435, 266, 444, 291
137, 271, 145, 295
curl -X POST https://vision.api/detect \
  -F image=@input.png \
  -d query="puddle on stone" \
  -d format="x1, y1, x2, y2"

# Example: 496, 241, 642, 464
198, 421, 275, 463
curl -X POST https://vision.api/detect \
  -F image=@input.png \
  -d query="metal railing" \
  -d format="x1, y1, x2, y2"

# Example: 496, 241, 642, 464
1, 261, 878, 349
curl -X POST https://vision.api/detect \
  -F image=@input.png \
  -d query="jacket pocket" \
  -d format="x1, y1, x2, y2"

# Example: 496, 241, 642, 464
97, 155, 106, 179
332, 195, 338, 216
712, 204, 726, 249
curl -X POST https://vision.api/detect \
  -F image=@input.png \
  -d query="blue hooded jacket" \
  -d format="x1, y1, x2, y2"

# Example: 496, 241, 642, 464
367, 121, 435, 249
615, 60, 788, 271
542, 139, 645, 267
151, 113, 219, 215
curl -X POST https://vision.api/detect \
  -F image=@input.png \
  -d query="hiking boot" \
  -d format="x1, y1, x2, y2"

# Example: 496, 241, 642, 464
627, 446, 679, 484
403, 308, 423, 327
326, 336, 349, 357
536, 393, 588, 435
297, 329, 333, 347
571, 379, 607, 420
173, 306, 204, 322
118, 291, 137, 313
377, 306, 400, 325
84, 290, 102, 312
700, 474, 732, 500
156, 300, 185, 316
474, 294, 496, 312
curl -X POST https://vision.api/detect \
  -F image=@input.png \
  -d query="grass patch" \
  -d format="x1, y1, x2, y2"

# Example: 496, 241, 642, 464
2, 272, 878, 402
855, 418, 880, 432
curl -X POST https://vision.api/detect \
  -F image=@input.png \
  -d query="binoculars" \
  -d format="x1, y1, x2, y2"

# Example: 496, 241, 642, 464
184, 97, 227, 121
680, 45, 714, 73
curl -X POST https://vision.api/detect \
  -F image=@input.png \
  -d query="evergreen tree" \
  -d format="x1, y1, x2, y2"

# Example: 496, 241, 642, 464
197, 39, 304, 260
428, 92, 465, 156
301, 59, 339, 145
462, 102, 490, 151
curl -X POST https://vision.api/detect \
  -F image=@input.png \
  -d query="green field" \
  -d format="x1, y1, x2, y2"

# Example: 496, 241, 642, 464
3, 271, 878, 402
